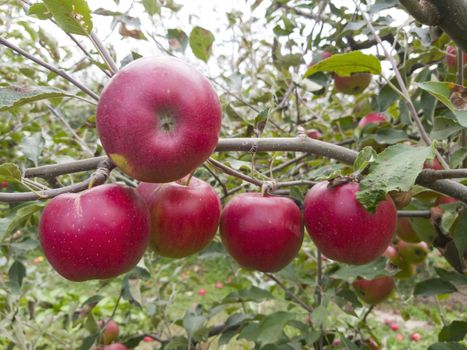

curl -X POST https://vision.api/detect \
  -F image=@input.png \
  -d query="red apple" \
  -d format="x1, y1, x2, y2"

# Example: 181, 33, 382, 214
220, 193, 304, 272
396, 218, 421, 243
143, 336, 154, 342
395, 334, 404, 341
410, 332, 421, 342
99, 319, 119, 345
137, 177, 221, 258
436, 195, 458, 205
303, 181, 397, 265
395, 241, 429, 264
352, 276, 395, 305
390, 323, 400, 331
445, 45, 467, 70
334, 72, 372, 95
0, 181, 8, 189
306, 129, 322, 140
96, 56, 222, 183
215, 282, 224, 289
198, 288, 206, 296
358, 113, 387, 128
136, 182, 160, 204
39, 184, 150, 281
423, 158, 443, 170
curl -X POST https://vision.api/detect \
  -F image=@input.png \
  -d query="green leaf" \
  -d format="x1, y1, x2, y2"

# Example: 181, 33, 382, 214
38, 28, 60, 61
435, 268, 467, 286
189, 26, 214, 62
223, 286, 273, 303
414, 278, 458, 296
304, 51, 381, 78
183, 311, 207, 339
256, 311, 295, 345
357, 144, 434, 212
42, 0, 93, 36
20, 132, 44, 166
353, 147, 377, 173
0, 163, 21, 183
332, 257, 393, 281
8, 260, 26, 292
453, 210, 467, 264
450, 148, 467, 169
431, 116, 463, 140
142, 0, 160, 16
339, 335, 361, 350
28, 3, 52, 19
418, 82, 467, 127
429, 342, 467, 350
439, 321, 467, 342
167, 28, 188, 52
0, 85, 72, 112
0, 203, 44, 241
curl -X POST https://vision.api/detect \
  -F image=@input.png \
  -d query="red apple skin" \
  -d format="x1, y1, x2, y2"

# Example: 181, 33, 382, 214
308, 50, 332, 67
136, 182, 160, 204
39, 184, 150, 281
423, 158, 443, 170
352, 276, 395, 305
383, 246, 398, 260
104, 344, 128, 350
96, 56, 222, 183
334, 72, 372, 95
436, 195, 458, 205
99, 320, 120, 345
220, 193, 304, 272
396, 218, 421, 243
303, 181, 397, 265
445, 46, 467, 70
0, 181, 8, 189
306, 129, 322, 140
358, 113, 387, 128
137, 177, 221, 258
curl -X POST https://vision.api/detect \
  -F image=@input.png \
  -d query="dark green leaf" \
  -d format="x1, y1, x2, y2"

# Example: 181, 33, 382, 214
223, 286, 273, 303
453, 210, 467, 264
332, 257, 393, 281
256, 311, 295, 345
439, 321, 467, 342
353, 147, 377, 173
428, 342, 467, 350
8, 260, 26, 291
167, 28, 188, 52
0, 163, 21, 183
414, 278, 458, 296
0, 202, 44, 240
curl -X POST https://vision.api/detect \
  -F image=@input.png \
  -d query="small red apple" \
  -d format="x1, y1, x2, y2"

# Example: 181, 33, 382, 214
303, 181, 397, 265
220, 193, 304, 272
390, 323, 400, 331
334, 72, 372, 95
395, 334, 404, 341
423, 158, 443, 170
137, 177, 221, 258
0, 181, 8, 189
39, 184, 150, 281
396, 218, 421, 243
306, 129, 322, 140
215, 282, 224, 289
410, 332, 421, 342
352, 276, 395, 305
396, 241, 429, 264
198, 288, 206, 296
445, 45, 467, 70
357, 113, 387, 128
99, 319, 120, 345
143, 336, 154, 342
97, 56, 222, 183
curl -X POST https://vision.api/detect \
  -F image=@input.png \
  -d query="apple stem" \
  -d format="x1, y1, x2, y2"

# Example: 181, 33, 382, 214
184, 171, 195, 186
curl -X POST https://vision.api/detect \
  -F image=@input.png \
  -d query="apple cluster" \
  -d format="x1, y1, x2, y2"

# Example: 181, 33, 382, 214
39, 56, 402, 286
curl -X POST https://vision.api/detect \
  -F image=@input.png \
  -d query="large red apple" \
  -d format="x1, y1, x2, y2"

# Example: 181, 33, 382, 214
352, 276, 395, 305
220, 193, 303, 272
39, 184, 150, 281
396, 218, 420, 243
334, 72, 372, 95
96, 56, 222, 183
445, 45, 467, 70
137, 177, 221, 258
303, 181, 397, 264
358, 113, 387, 128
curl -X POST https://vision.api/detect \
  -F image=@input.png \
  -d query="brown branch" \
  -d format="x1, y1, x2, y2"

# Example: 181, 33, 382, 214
418, 169, 467, 181
399, 0, 440, 25
2, 137, 467, 203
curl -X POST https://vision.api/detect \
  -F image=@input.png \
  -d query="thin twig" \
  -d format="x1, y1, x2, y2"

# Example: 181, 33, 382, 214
0, 37, 99, 101
88, 31, 118, 75
207, 158, 263, 187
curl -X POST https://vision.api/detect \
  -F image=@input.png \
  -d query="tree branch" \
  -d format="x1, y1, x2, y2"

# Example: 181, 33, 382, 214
0, 37, 99, 101
399, 0, 440, 25
2, 137, 466, 203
